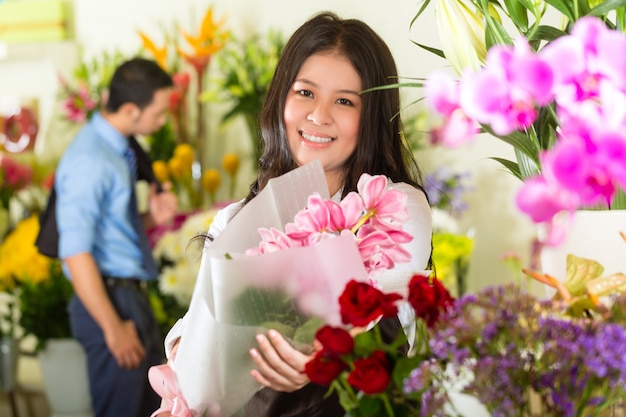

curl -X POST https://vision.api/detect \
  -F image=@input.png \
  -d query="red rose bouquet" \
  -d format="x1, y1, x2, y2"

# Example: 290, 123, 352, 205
304, 274, 454, 416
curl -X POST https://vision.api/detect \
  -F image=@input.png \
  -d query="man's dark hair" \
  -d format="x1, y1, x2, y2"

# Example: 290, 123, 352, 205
105, 57, 173, 112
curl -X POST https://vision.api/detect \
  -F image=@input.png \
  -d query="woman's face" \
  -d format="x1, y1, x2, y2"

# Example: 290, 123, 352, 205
284, 51, 362, 194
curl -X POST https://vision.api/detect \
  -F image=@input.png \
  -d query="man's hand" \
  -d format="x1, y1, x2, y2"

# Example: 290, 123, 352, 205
149, 182, 177, 226
104, 319, 146, 369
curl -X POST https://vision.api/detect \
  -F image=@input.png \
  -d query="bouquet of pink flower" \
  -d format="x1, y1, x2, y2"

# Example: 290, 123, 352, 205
149, 161, 424, 417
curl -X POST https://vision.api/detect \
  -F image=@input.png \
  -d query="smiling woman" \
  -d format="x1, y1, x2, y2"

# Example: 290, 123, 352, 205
284, 51, 362, 196
157, 11, 433, 417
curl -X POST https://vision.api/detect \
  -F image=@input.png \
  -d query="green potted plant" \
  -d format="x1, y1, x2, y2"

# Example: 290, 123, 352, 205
201, 29, 285, 164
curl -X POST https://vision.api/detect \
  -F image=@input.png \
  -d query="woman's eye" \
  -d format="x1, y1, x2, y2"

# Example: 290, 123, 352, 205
337, 98, 353, 106
297, 90, 313, 97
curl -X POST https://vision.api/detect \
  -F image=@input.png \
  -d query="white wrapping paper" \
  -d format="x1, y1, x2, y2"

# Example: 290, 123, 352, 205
173, 161, 370, 417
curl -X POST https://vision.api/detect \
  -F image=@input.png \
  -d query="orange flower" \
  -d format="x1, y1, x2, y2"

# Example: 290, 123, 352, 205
138, 31, 168, 70
178, 6, 229, 74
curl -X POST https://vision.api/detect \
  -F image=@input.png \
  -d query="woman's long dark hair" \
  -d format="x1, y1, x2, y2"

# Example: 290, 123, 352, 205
245, 11, 425, 202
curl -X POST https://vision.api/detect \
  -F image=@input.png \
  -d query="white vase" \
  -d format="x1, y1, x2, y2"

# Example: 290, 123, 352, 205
540, 210, 626, 282
38, 338, 93, 417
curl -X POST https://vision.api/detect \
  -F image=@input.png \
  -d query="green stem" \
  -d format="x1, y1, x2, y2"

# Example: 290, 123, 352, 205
381, 394, 396, 417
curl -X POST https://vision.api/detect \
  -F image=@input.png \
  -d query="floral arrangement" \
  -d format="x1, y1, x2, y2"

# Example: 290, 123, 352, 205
0, 215, 72, 347
151, 145, 241, 209
150, 208, 218, 334
57, 51, 125, 124
415, 0, 626, 243
201, 29, 285, 163
138, 5, 229, 160
303, 246, 626, 417
0, 154, 33, 209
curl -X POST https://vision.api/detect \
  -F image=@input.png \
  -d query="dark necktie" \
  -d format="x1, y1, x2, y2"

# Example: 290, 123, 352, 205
124, 146, 159, 278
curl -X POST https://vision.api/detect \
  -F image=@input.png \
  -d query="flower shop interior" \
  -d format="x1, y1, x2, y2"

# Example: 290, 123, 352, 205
3, 0, 626, 416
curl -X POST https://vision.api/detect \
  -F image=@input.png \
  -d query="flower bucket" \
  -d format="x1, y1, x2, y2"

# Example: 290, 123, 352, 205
38, 338, 93, 417
0, 336, 18, 391
540, 210, 626, 283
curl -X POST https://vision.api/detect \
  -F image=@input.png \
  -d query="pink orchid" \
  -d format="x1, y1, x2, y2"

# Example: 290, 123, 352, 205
460, 39, 553, 135
425, 71, 479, 146
245, 227, 301, 256
285, 194, 347, 245
516, 175, 579, 224
356, 225, 413, 274
357, 174, 410, 228
148, 364, 191, 417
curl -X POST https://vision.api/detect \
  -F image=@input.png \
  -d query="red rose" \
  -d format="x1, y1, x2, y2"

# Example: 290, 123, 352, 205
316, 325, 354, 356
304, 351, 347, 385
339, 280, 402, 327
346, 350, 390, 394
407, 273, 454, 327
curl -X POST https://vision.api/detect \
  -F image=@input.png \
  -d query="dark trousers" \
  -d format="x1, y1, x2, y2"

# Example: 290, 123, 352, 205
69, 285, 165, 417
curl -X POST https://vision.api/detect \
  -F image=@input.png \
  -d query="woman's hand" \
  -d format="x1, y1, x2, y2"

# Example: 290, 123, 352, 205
249, 329, 315, 392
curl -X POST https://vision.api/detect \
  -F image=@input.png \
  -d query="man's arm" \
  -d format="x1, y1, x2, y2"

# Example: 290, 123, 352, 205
65, 252, 146, 369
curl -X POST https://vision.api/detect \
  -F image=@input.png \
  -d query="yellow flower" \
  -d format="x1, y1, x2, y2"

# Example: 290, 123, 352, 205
152, 160, 169, 183
201, 169, 221, 193
173, 144, 196, 169
167, 157, 189, 180
435, 0, 487, 75
0, 215, 52, 291
222, 153, 240, 176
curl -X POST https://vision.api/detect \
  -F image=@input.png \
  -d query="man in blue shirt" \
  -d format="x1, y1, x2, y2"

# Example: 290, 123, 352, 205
55, 58, 178, 417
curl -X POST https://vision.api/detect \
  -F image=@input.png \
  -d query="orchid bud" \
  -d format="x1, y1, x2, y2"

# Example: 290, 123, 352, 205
435, 0, 487, 75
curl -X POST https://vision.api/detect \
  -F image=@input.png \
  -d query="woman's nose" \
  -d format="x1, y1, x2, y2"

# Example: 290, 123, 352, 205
307, 101, 332, 125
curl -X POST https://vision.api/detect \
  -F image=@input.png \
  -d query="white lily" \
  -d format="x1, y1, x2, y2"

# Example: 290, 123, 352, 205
435, 0, 488, 75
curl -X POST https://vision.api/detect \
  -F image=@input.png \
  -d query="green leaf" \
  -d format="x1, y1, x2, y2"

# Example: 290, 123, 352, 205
611, 188, 626, 209
514, 148, 541, 179
490, 157, 523, 180
410, 0, 433, 30
563, 254, 605, 297
589, 0, 626, 18
482, 126, 541, 164
503, 0, 530, 30
484, 15, 515, 48
357, 395, 384, 417
410, 40, 446, 59
528, 25, 569, 43
353, 330, 378, 356
544, 0, 576, 20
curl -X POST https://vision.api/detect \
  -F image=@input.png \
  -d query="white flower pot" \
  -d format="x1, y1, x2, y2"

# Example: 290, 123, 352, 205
38, 338, 93, 417
540, 210, 626, 282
